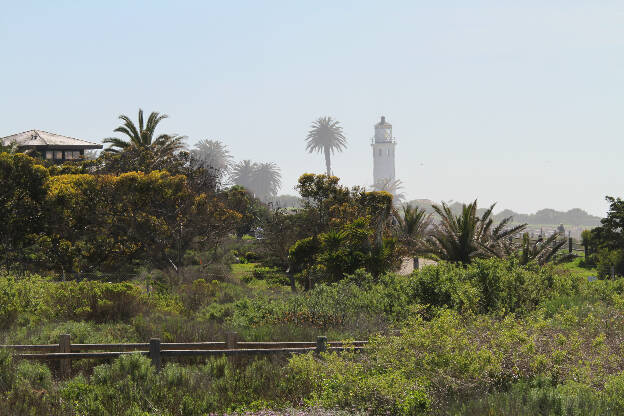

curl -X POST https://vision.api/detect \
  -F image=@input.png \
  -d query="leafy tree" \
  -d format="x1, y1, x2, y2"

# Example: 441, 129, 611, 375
0, 153, 49, 271
221, 185, 266, 237
289, 217, 399, 286
591, 196, 624, 250
581, 229, 596, 260
587, 196, 624, 277
305, 116, 347, 176
102, 109, 185, 155
260, 208, 312, 271
295, 173, 351, 235
425, 200, 526, 264
288, 174, 400, 285
44, 171, 242, 273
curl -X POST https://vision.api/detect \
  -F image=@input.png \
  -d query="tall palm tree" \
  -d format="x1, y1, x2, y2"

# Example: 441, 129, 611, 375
230, 160, 282, 200
425, 200, 526, 264
191, 139, 233, 176
230, 160, 257, 193
305, 116, 347, 176
103, 109, 185, 154
253, 162, 282, 200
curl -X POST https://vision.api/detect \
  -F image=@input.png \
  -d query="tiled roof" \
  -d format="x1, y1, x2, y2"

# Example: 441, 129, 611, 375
0, 130, 102, 149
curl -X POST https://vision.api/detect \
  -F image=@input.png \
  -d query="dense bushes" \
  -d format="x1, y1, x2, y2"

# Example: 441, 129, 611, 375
289, 302, 624, 415
1, 259, 621, 415
0, 352, 307, 415
228, 259, 587, 335
0, 274, 151, 329
409, 258, 585, 315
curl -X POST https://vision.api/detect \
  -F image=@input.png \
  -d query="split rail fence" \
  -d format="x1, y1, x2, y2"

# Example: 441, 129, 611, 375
0, 334, 367, 377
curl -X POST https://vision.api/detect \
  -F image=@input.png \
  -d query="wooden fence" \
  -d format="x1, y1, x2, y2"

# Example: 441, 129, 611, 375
0, 334, 367, 377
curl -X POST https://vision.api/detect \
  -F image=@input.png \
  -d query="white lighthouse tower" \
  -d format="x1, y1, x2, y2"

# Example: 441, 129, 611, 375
371, 116, 396, 191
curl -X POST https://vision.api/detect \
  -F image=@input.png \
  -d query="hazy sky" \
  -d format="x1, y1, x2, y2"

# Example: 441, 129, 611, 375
1, 1, 622, 216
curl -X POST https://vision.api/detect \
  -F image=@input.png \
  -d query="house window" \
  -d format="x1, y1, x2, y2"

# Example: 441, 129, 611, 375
73, 151, 81, 159
65, 151, 73, 160
45, 151, 53, 160
54, 151, 63, 160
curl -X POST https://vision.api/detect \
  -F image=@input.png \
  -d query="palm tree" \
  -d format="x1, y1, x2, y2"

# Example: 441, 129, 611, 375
517, 232, 573, 265
305, 116, 347, 176
253, 162, 282, 200
191, 139, 233, 177
230, 160, 282, 200
373, 178, 406, 204
230, 160, 257, 193
397, 204, 432, 269
103, 109, 185, 154
425, 200, 526, 264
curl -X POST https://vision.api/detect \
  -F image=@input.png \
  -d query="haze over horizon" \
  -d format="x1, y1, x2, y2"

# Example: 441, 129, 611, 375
1, 1, 622, 217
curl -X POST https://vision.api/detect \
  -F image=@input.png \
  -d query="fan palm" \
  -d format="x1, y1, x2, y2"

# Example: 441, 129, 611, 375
425, 200, 526, 264
305, 116, 347, 176
103, 109, 185, 154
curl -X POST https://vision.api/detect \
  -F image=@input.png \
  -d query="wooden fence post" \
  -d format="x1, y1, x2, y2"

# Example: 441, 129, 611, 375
149, 338, 161, 372
226, 332, 239, 349
59, 334, 71, 379
316, 336, 327, 354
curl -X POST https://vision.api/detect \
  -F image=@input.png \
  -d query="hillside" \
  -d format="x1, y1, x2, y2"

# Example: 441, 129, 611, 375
408, 199, 601, 227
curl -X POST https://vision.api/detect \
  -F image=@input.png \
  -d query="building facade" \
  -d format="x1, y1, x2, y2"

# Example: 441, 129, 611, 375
0, 130, 102, 162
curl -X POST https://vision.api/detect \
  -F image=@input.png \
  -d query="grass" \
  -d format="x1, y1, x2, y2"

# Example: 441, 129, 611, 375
559, 256, 597, 279
230, 262, 293, 293
231, 263, 259, 281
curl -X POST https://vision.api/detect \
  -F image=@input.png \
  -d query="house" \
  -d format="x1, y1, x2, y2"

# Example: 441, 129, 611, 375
0, 129, 102, 162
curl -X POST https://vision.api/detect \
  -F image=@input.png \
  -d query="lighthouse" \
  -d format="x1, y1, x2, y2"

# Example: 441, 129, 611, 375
371, 116, 396, 191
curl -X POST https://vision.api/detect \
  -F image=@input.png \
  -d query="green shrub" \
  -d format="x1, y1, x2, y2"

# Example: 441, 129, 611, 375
410, 259, 585, 315
252, 267, 290, 285
449, 380, 608, 416
596, 249, 624, 279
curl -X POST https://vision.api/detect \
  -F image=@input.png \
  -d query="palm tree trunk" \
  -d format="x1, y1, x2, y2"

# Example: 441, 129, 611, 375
324, 146, 331, 176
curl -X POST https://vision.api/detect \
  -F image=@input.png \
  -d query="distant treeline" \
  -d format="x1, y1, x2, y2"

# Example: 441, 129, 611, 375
408, 199, 601, 227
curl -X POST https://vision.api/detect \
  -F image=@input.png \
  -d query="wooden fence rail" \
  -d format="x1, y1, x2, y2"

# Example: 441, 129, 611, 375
0, 334, 367, 377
